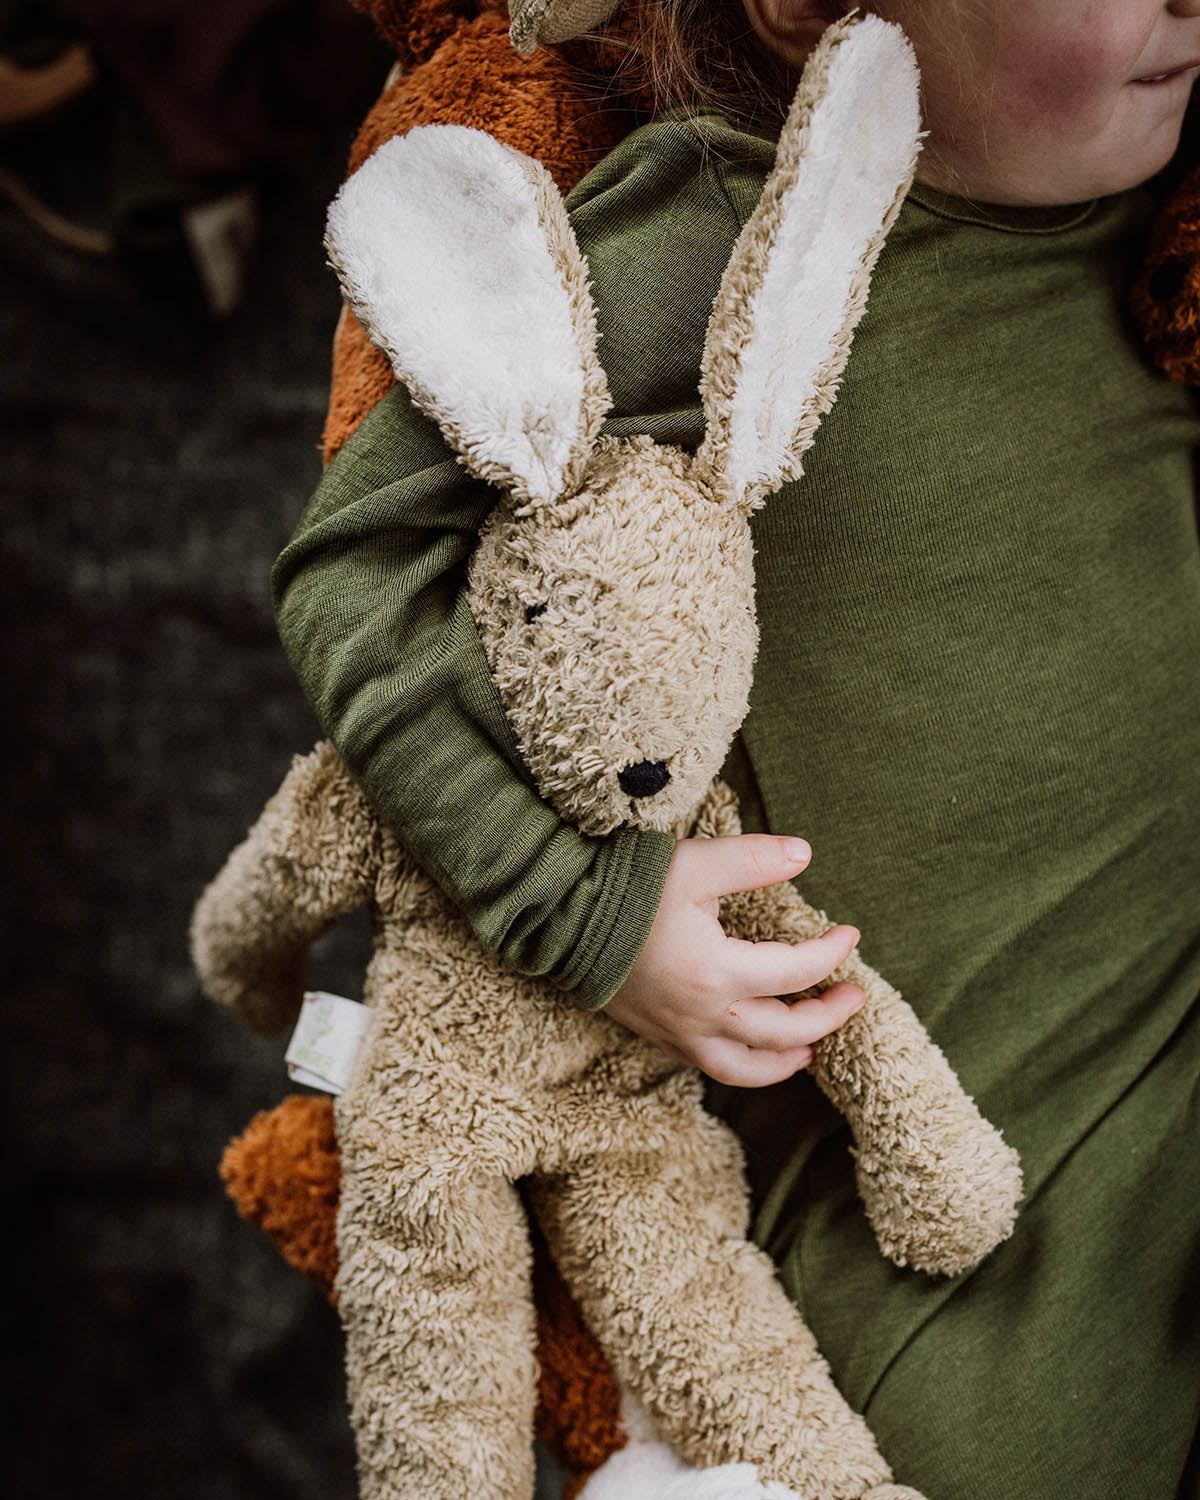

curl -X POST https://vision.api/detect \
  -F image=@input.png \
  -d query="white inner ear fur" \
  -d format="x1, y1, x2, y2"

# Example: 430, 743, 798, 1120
705, 17, 921, 510
326, 125, 598, 508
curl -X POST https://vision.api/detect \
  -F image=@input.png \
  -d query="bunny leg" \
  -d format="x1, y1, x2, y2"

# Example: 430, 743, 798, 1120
528, 1071, 921, 1500
335, 1108, 538, 1500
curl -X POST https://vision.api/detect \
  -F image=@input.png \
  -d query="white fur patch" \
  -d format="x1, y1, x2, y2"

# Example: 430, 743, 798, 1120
717, 17, 921, 505
578, 1395, 801, 1500
326, 126, 592, 506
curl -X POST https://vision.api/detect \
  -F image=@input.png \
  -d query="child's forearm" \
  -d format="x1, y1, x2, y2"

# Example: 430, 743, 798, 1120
272, 383, 674, 1009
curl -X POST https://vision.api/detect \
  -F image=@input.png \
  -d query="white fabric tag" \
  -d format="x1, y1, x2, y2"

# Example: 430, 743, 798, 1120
285, 990, 370, 1095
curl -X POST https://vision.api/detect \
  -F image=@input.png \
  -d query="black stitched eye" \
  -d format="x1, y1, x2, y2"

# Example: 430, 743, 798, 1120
524, 602, 548, 623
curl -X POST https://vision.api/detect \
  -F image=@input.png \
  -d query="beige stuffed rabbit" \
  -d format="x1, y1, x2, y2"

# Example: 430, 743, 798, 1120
193, 17, 1020, 1500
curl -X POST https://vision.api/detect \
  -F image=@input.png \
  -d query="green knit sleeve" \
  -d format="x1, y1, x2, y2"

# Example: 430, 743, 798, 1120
272, 112, 765, 1008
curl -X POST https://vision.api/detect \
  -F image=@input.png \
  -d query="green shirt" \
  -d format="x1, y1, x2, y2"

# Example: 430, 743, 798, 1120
700, 141, 1200, 1496
275, 112, 1200, 1492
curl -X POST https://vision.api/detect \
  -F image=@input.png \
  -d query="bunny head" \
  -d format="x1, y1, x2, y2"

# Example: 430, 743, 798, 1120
326, 14, 921, 835
467, 432, 758, 834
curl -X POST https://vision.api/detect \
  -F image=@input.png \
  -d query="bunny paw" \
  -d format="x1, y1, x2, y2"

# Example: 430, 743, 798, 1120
856, 1111, 1024, 1276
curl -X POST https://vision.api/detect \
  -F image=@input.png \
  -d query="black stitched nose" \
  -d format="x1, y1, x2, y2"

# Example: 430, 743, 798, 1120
617, 760, 671, 798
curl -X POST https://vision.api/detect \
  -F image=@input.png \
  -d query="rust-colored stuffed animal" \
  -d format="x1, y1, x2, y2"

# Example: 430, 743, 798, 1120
1131, 158, 1200, 384
322, 0, 649, 466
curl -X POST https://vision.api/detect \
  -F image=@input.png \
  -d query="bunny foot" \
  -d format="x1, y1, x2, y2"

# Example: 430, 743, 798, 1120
579, 1446, 883, 1500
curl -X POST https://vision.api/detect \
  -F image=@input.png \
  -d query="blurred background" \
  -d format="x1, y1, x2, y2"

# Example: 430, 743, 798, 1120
1, 2, 397, 1492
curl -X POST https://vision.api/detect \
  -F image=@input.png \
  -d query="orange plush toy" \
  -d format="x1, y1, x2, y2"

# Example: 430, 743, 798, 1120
218, 0, 1200, 1491
1131, 158, 1200, 384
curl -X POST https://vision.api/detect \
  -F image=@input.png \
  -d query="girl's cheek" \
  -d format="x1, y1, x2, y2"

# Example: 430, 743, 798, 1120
992, 27, 1129, 137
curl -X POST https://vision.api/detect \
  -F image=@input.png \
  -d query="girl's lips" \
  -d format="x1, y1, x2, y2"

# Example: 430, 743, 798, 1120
1134, 60, 1200, 84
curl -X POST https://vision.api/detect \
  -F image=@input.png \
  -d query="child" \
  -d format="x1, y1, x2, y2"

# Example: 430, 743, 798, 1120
273, 1, 1200, 1493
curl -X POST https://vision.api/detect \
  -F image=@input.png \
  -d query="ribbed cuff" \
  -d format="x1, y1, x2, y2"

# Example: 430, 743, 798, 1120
558, 826, 676, 1011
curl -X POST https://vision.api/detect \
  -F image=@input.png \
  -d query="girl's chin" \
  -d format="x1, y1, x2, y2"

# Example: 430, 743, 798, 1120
923, 127, 1189, 207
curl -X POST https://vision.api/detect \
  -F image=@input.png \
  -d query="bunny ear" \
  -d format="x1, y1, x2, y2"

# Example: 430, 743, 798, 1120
325, 125, 611, 510
693, 15, 922, 513
508, 0, 622, 55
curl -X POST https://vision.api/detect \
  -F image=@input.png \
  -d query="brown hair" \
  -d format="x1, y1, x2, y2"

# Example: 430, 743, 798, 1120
613, 0, 801, 133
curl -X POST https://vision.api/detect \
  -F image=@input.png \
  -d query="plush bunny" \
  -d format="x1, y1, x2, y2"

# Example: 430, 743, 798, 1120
194, 17, 1022, 1500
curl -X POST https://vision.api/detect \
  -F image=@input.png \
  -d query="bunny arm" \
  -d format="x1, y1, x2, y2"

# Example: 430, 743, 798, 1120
693, 783, 1023, 1277
190, 741, 386, 1034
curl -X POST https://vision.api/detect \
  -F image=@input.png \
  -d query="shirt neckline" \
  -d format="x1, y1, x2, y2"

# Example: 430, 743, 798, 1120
906, 183, 1099, 236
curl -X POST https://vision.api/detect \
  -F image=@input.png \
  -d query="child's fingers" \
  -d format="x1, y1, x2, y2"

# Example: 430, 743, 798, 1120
682, 833, 812, 902
693, 1039, 814, 1089
717, 983, 864, 1051
773, 981, 867, 1044
726, 924, 860, 999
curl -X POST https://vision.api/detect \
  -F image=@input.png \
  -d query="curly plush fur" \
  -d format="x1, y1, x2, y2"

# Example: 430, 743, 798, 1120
197, 744, 930, 1499
221, 1095, 342, 1297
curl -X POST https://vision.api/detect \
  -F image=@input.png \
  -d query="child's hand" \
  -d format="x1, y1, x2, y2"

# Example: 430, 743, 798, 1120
606, 835, 865, 1087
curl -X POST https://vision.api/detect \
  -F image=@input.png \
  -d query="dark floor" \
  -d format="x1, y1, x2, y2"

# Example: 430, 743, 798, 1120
1, 146, 376, 1496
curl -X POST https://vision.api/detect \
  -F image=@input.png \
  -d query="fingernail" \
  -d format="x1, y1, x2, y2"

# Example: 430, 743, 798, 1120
782, 837, 811, 863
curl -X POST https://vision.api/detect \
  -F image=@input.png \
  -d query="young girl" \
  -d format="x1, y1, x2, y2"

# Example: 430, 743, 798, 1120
273, 1, 1200, 1493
